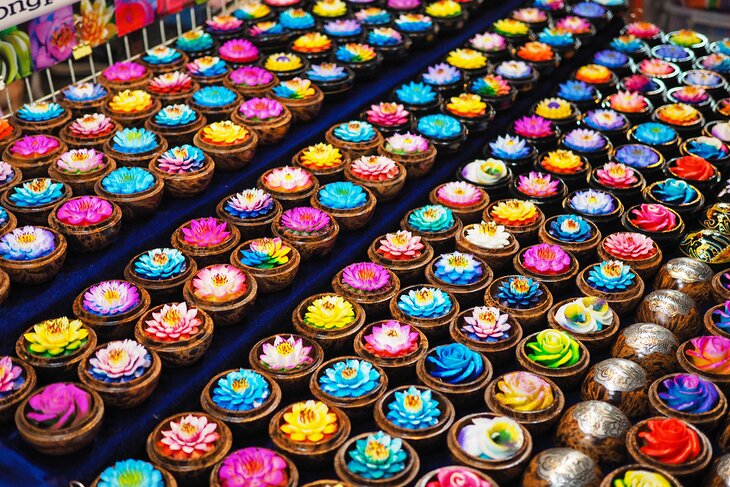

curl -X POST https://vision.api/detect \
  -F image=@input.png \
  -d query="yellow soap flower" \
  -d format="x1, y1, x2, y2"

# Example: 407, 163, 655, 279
446, 48, 487, 70
109, 90, 153, 113
575, 64, 611, 84
615, 470, 672, 487
201, 121, 249, 145
492, 18, 529, 36
304, 295, 355, 329
490, 199, 538, 226
425, 0, 462, 18
541, 149, 584, 174
670, 29, 702, 47
24, 317, 89, 357
447, 93, 487, 118
655, 103, 701, 126
534, 98, 573, 120
495, 371, 554, 411
265, 52, 304, 72
299, 143, 343, 170
312, 0, 347, 17
281, 400, 339, 442
293, 33, 332, 53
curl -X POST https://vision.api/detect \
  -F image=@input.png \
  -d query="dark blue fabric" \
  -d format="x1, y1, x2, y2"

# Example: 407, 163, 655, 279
0, 8, 621, 486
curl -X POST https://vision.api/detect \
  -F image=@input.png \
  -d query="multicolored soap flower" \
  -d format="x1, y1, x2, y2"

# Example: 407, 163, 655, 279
280, 400, 339, 443
240, 237, 291, 269
158, 413, 220, 457
182, 217, 231, 248
516, 172, 560, 197
526, 329, 581, 368
385, 133, 429, 154
363, 321, 419, 358
112, 128, 158, 154
97, 460, 164, 487
88, 339, 151, 382
658, 374, 719, 414
686, 335, 730, 374
0, 226, 57, 261
259, 334, 313, 371
554, 297, 612, 334
333, 121, 376, 142
434, 252, 483, 285
23, 317, 88, 357
457, 416, 524, 460
8, 178, 64, 208
192, 264, 248, 303
108, 90, 153, 114
376, 230, 425, 260
408, 205, 455, 232
347, 431, 408, 480
461, 306, 511, 342
17, 101, 65, 122
548, 215, 592, 243
224, 189, 275, 220
83, 280, 141, 316
144, 302, 201, 342
304, 294, 356, 330
489, 199, 539, 227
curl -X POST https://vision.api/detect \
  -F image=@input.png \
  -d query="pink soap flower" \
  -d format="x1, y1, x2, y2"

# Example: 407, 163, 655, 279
0, 356, 23, 393
182, 217, 231, 247
160, 414, 220, 456
602, 232, 657, 260
104, 61, 147, 82
687, 336, 730, 374
11, 135, 60, 158
363, 320, 420, 358
521, 243, 571, 275
341, 262, 391, 292
56, 196, 114, 226
366, 102, 410, 127
145, 302, 202, 342
26, 383, 92, 430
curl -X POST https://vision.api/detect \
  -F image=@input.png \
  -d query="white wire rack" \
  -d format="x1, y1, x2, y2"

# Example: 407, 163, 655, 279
0, 0, 242, 115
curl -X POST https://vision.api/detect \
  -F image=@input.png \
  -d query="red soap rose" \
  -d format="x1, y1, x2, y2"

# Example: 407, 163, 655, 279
638, 417, 701, 465
629, 204, 677, 232
670, 156, 716, 181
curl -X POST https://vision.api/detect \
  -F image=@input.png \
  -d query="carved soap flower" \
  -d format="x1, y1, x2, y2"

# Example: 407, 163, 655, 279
212, 369, 271, 411
264, 167, 313, 194
669, 155, 717, 181
602, 232, 657, 260
462, 306, 511, 342
395, 82, 437, 106
318, 182, 368, 210
365, 103, 409, 128
686, 137, 729, 161
341, 262, 391, 294
495, 60, 533, 80
217, 448, 290, 487
108, 90, 154, 114
304, 294, 356, 330
470, 75, 511, 97
629, 204, 678, 232
229, 66, 274, 88
192, 86, 237, 108
638, 59, 676, 77
426, 343, 484, 384
89, 339, 151, 382
513, 115, 554, 139
112, 128, 158, 154
350, 155, 399, 182
658, 374, 719, 414
535, 98, 573, 120
465, 221, 512, 250
63, 82, 108, 102
144, 302, 201, 342
182, 217, 231, 248
408, 205, 455, 233
434, 252, 483, 285
376, 230, 424, 260
458, 416, 524, 460
556, 81, 595, 104
446, 94, 487, 118
26, 383, 92, 430
156, 145, 206, 174
516, 172, 560, 197
176, 30, 215, 52
67, 114, 115, 139
17, 101, 65, 122
563, 128, 608, 153
556, 15, 593, 34
159, 414, 219, 458
225, 189, 275, 220
187, 56, 228, 78
437, 182, 482, 207
386, 386, 440, 430
555, 297, 612, 334
24, 317, 89, 357
423, 63, 461, 86
0, 226, 56, 261
632, 122, 677, 146
279, 207, 332, 237
56, 196, 114, 226
587, 260, 636, 292
398, 287, 452, 319
470, 32, 506, 52
0, 356, 23, 395
201, 121, 250, 146
539, 28, 574, 49
220, 39, 260, 64
142, 46, 182, 65
518, 42, 554, 63
347, 431, 408, 480
614, 144, 660, 169
637, 417, 701, 465
335, 43, 377, 63
385, 133, 429, 154
293, 32, 332, 55
192, 264, 247, 302
585, 109, 627, 132
264, 52, 304, 73
249, 21, 285, 37
8, 178, 64, 207
83, 280, 141, 316
319, 358, 380, 398
395, 13, 433, 33
364, 321, 419, 358
333, 121, 377, 143
260, 335, 313, 372
98, 459, 165, 487
281, 400, 339, 443
240, 237, 291, 269
426, 0, 462, 18
655, 103, 701, 127
575, 64, 612, 85
489, 135, 530, 160
569, 189, 617, 215
102, 167, 155, 195
521, 243, 571, 275
496, 276, 543, 309
306, 63, 347, 82
652, 179, 698, 205
461, 158, 508, 186
368, 27, 403, 47
0, 161, 15, 185
490, 199, 539, 227
272, 78, 316, 100
103, 61, 147, 82
548, 215, 592, 243
595, 163, 638, 189
686, 336, 730, 374
10, 135, 60, 158
670, 86, 711, 105
527, 329, 581, 368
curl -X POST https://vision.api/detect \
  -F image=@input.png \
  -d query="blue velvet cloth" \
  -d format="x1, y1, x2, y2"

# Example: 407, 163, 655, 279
0, 7, 620, 486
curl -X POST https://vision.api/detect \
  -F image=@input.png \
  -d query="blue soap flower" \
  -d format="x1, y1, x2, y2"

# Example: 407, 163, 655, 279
426, 343, 484, 384
610, 36, 646, 53
548, 215, 593, 242
133, 248, 187, 280
347, 431, 407, 480
587, 260, 636, 292
358, 9, 391, 25
102, 167, 156, 195
593, 49, 629, 68
317, 182, 368, 210
386, 386, 441, 430
654, 44, 691, 61
279, 8, 316, 29
615, 144, 660, 168
433, 252, 483, 285
713, 301, 730, 331
557, 80, 596, 102
658, 374, 719, 414
408, 204, 455, 233
62, 83, 108, 102
319, 358, 380, 398
0, 207, 7, 228
572, 1, 607, 18
538, 28, 574, 48
397, 286, 452, 318
489, 135, 531, 159
333, 121, 376, 142
142, 48, 182, 65
395, 81, 437, 105
17, 102, 65, 122
496, 276, 543, 309
112, 128, 159, 154
154, 105, 198, 127
418, 114, 462, 140
632, 122, 677, 145
189, 58, 228, 77
395, 15, 433, 32
98, 459, 164, 487
368, 28, 401, 46
176, 31, 214, 52
192, 86, 237, 107
687, 138, 729, 161
224, 190, 275, 219
8, 178, 64, 207
652, 178, 698, 204
212, 368, 271, 411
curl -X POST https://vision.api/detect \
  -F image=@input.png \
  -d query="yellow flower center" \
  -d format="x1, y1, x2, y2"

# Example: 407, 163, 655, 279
341, 367, 357, 379
162, 309, 181, 326
152, 253, 169, 265
108, 348, 128, 365
104, 289, 120, 303
365, 441, 390, 461
404, 394, 422, 412
232, 378, 249, 392
17, 233, 37, 245
511, 278, 529, 293
276, 342, 294, 355
212, 273, 229, 287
